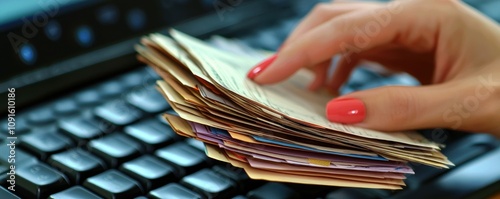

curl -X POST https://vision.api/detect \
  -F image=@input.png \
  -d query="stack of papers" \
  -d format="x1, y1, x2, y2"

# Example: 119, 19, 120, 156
135, 29, 453, 190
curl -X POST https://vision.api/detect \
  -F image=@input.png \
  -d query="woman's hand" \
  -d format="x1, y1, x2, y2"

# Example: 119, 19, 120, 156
247, 0, 500, 135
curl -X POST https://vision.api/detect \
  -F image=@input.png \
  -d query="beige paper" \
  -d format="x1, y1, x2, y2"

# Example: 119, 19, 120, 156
168, 29, 439, 149
229, 158, 402, 190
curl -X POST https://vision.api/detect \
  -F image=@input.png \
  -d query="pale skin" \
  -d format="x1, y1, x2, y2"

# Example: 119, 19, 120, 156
249, 0, 500, 136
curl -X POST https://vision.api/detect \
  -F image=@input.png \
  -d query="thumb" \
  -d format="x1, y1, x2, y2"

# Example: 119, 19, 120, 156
326, 84, 458, 131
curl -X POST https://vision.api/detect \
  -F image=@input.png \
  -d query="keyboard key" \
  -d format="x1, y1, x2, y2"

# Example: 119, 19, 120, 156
187, 138, 206, 152
144, 66, 162, 80
389, 147, 500, 199
83, 169, 142, 199
58, 118, 103, 143
16, 163, 70, 199
120, 70, 144, 88
148, 183, 202, 199
406, 134, 499, 187
20, 132, 73, 160
48, 149, 106, 184
119, 155, 177, 191
88, 133, 143, 167
127, 86, 170, 113
181, 168, 236, 198
247, 183, 300, 199
99, 80, 125, 98
53, 98, 79, 115
0, 186, 20, 199
27, 106, 55, 125
0, 141, 38, 166
49, 186, 103, 199
212, 165, 255, 192
140, 67, 160, 83
442, 134, 498, 164
75, 89, 102, 106
124, 119, 178, 151
94, 100, 143, 126
155, 142, 207, 175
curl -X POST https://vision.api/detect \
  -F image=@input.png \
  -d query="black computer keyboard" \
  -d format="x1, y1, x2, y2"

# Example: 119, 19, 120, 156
1, 67, 248, 199
2, 0, 500, 198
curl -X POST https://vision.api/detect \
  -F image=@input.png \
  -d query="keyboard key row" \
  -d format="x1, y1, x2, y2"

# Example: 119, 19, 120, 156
8, 67, 164, 130
93, 85, 170, 127
49, 167, 238, 199
25, 151, 330, 199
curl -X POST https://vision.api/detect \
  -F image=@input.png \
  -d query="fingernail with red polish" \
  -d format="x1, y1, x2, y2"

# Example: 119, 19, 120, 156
247, 54, 277, 80
326, 98, 366, 124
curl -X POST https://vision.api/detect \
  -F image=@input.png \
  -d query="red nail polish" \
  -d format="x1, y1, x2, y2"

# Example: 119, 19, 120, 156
247, 54, 277, 80
326, 98, 366, 124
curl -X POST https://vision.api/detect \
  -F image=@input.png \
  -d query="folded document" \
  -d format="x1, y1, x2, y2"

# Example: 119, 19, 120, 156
135, 29, 453, 189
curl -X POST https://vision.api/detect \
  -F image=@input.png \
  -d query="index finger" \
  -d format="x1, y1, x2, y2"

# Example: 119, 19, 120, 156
282, 2, 383, 48
253, 2, 404, 84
